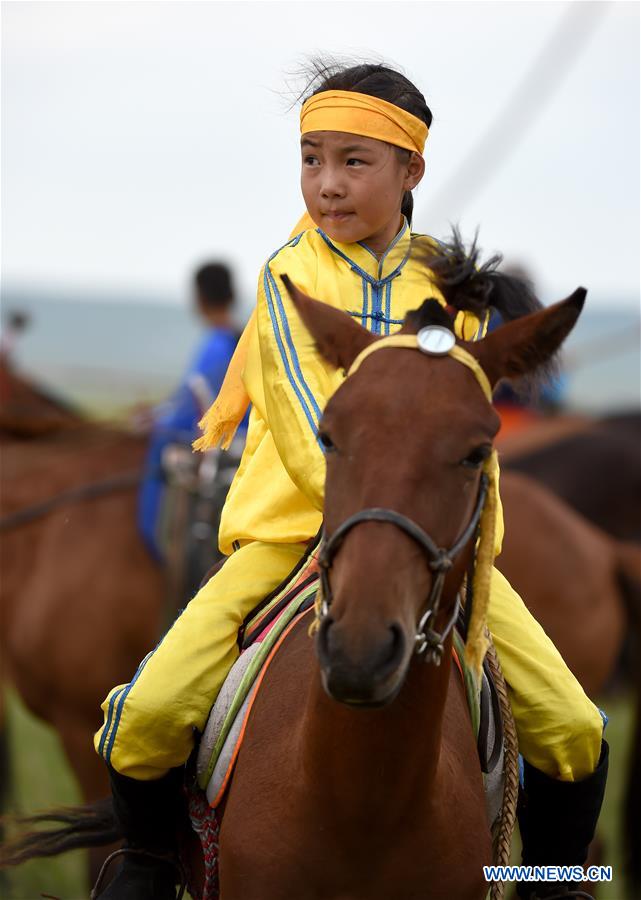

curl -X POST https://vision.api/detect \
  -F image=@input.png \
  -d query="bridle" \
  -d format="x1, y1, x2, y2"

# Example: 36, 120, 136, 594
315, 326, 496, 668
317, 472, 488, 666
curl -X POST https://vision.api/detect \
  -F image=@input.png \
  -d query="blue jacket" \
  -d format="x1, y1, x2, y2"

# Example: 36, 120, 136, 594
138, 326, 243, 560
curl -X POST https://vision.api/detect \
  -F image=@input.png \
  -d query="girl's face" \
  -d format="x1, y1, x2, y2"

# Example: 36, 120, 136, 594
301, 131, 424, 256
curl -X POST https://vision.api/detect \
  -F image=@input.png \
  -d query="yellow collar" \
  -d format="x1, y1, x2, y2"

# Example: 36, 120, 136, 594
318, 217, 412, 283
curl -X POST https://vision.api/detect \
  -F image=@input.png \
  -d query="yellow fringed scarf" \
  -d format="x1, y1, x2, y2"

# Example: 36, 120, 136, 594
193, 212, 316, 452
464, 448, 499, 676
193, 306, 256, 451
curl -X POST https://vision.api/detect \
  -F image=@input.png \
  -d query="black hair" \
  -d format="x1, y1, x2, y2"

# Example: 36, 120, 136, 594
194, 263, 234, 310
299, 60, 433, 225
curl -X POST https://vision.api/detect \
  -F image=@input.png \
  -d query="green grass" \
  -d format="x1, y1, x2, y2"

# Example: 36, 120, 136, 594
2, 689, 88, 900
592, 693, 635, 900
0, 687, 636, 899
507, 693, 635, 900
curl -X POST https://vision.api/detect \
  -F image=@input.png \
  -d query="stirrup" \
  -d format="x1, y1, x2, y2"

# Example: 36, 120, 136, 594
90, 846, 187, 899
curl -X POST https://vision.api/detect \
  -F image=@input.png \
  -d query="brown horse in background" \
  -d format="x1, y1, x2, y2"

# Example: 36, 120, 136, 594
0, 357, 166, 879
499, 471, 639, 697
500, 411, 641, 542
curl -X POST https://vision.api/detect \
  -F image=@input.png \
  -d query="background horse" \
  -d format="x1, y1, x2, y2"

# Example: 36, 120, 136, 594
499, 471, 639, 697
0, 358, 165, 879
500, 411, 641, 542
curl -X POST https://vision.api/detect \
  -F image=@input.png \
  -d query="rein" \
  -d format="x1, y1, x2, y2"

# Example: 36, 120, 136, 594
318, 473, 488, 666
0, 471, 142, 532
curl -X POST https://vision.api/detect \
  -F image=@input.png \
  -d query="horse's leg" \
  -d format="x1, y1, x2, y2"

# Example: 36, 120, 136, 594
55, 712, 116, 886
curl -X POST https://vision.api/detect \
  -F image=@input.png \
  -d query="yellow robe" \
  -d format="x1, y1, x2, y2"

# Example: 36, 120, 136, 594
218, 220, 488, 555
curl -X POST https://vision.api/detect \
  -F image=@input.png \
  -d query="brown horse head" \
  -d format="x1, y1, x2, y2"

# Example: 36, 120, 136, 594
0, 354, 82, 438
283, 272, 585, 706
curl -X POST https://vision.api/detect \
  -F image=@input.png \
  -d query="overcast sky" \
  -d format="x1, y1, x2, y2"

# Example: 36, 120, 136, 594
2, 1, 640, 312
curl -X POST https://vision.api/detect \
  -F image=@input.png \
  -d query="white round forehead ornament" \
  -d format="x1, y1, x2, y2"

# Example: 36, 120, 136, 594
416, 325, 456, 356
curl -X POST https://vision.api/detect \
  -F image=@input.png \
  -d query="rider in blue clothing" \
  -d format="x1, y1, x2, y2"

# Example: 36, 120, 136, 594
138, 263, 243, 560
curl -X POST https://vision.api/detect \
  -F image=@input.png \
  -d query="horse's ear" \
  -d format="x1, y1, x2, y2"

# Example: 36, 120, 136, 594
281, 274, 376, 371
475, 288, 586, 386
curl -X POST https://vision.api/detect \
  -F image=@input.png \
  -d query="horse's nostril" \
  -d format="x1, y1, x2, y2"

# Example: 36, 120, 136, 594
316, 615, 335, 665
317, 617, 406, 673
383, 623, 405, 671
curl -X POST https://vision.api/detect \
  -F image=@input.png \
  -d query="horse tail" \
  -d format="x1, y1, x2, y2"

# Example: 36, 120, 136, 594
615, 541, 641, 893
0, 799, 120, 869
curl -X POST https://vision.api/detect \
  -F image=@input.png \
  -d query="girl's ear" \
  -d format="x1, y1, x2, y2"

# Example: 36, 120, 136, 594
405, 152, 425, 191
281, 274, 376, 371
474, 288, 586, 387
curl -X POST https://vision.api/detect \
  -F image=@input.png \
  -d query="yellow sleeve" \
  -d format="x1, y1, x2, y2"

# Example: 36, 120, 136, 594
256, 255, 335, 512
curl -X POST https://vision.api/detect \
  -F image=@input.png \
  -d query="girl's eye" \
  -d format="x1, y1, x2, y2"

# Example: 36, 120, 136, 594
303, 156, 320, 166
346, 158, 364, 167
460, 444, 491, 469
318, 431, 336, 452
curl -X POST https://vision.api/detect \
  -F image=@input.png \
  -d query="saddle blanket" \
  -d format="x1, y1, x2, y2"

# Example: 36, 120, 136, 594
196, 547, 320, 805
195, 547, 505, 824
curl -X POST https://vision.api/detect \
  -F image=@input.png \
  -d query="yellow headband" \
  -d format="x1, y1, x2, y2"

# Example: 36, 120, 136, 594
347, 333, 497, 678
300, 90, 428, 155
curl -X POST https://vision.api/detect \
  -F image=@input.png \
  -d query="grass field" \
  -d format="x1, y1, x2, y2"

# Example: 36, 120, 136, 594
1, 686, 636, 900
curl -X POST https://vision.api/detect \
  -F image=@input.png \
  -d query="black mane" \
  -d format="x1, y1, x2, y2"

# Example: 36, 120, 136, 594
404, 298, 454, 333
415, 227, 542, 323
404, 228, 561, 396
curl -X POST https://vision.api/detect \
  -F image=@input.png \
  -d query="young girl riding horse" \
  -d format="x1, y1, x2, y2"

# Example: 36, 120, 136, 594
94, 63, 608, 900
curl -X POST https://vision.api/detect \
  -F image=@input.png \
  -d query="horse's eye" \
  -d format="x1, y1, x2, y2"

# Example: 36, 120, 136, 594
461, 444, 491, 469
318, 431, 336, 453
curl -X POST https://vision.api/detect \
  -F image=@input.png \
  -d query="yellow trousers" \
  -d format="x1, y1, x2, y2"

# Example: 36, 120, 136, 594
95, 542, 602, 782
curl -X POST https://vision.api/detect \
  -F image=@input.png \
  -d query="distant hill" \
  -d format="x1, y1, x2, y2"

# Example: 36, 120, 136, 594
2, 289, 639, 415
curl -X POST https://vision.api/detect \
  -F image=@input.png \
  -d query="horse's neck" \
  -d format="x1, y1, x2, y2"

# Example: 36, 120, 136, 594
300, 636, 452, 828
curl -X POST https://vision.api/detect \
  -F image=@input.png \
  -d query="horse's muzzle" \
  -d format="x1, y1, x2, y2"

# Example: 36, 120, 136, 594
316, 617, 408, 706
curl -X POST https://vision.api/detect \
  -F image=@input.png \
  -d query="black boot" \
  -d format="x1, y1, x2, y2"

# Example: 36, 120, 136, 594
516, 741, 609, 900
92, 766, 186, 899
